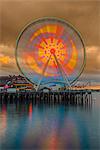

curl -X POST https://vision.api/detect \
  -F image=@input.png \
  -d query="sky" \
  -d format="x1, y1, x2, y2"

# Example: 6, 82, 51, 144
0, 0, 100, 82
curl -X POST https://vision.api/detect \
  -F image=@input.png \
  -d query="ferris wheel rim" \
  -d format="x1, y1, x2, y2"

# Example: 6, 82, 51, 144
15, 17, 86, 86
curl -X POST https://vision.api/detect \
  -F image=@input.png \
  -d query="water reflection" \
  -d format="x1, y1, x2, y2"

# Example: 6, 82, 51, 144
0, 98, 100, 149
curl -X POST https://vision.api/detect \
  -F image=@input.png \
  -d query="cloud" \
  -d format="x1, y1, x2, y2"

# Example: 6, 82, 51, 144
0, 0, 100, 80
84, 46, 100, 74
0, 44, 16, 70
0, 43, 100, 78
0, 55, 11, 65
0, 44, 19, 75
0, 0, 100, 46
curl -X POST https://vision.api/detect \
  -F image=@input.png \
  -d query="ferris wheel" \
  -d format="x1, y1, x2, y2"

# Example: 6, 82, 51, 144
15, 17, 86, 90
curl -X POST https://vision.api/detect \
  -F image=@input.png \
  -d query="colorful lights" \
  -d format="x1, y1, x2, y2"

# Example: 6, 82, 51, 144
38, 37, 67, 67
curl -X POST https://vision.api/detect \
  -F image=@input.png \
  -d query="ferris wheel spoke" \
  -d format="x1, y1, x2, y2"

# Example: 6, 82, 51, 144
59, 61, 71, 89
36, 55, 51, 91
53, 53, 71, 88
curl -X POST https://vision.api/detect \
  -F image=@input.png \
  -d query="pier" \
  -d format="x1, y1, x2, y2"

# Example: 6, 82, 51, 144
0, 90, 92, 107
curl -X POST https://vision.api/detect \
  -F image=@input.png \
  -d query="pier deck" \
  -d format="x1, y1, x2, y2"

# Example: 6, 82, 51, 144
0, 90, 92, 106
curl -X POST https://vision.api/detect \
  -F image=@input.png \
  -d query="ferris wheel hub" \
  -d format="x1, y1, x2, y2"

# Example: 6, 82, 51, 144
50, 48, 56, 54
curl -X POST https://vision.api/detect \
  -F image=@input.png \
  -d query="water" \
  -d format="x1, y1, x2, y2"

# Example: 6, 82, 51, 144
0, 92, 100, 149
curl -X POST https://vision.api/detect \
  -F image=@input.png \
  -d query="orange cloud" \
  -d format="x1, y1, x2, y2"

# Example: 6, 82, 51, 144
0, 44, 100, 77
0, 44, 17, 75
0, 44, 15, 65
0, 55, 10, 64
0, 53, 15, 66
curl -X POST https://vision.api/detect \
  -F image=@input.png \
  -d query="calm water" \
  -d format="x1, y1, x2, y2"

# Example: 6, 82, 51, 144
0, 93, 100, 150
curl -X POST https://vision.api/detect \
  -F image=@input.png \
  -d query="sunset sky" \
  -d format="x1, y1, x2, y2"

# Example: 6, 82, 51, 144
0, 0, 100, 82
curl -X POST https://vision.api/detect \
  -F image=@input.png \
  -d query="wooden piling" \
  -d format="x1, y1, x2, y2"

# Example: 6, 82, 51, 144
0, 90, 93, 107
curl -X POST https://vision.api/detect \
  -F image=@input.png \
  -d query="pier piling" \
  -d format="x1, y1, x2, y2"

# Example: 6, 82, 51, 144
0, 90, 92, 107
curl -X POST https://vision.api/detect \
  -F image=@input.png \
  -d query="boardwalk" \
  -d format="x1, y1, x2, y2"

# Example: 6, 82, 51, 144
0, 90, 92, 107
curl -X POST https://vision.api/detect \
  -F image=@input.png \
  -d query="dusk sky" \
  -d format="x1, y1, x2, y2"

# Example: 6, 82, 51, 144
0, 0, 100, 82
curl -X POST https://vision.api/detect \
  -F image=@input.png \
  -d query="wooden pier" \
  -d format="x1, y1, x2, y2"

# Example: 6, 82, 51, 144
0, 90, 92, 107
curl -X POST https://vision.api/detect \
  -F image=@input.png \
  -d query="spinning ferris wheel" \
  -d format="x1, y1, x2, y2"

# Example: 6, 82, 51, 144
15, 17, 86, 90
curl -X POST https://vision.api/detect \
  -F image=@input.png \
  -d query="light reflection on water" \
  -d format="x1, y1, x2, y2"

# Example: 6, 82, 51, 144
0, 93, 100, 149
